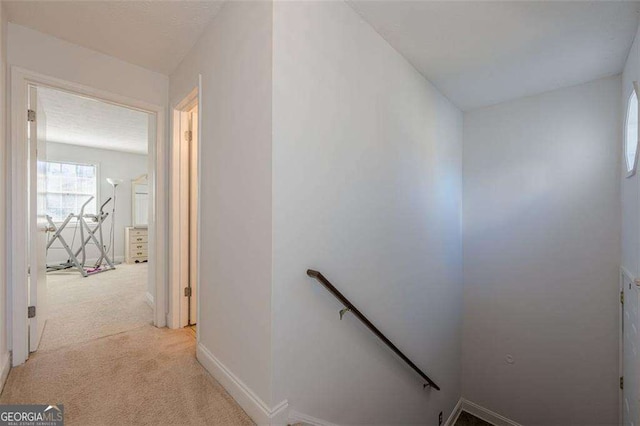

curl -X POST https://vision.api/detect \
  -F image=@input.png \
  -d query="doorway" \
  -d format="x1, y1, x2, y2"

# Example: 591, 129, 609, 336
37, 85, 154, 353
170, 87, 200, 332
10, 68, 167, 366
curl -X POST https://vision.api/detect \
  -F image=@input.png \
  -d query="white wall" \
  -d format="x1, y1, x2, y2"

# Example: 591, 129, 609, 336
622, 26, 640, 281
44, 142, 147, 265
0, 2, 10, 385
272, 2, 463, 423
462, 75, 622, 425
621, 24, 640, 426
169, 0, 274, 410
7, 23, 167, 107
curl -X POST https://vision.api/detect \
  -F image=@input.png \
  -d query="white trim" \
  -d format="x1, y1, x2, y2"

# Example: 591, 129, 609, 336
0, 352, 11, 394
625, 82, 640, 178
145, 292, 154, 309
622, 265, 636, 282
196, 342, 288, 425
460, 399, 522, 426
9, 66, 167, 366
620, 266, 629, 425
283, 399, 485, 426
288, 410, 339, 426
195, 74, 202, 344
169, 83, 200, 330
444, 398, 463, 426
168, 107, 181, 329
10, 68, 30, 364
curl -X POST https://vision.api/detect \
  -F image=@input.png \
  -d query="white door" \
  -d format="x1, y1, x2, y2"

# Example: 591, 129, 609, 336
179, 105, 198, 327
623, 274, 639, 426
28, 85, 48, 352
188, 105, 198, 326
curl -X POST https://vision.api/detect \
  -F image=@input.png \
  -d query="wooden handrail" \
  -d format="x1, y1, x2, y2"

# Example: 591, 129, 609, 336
306, 269, 441, 391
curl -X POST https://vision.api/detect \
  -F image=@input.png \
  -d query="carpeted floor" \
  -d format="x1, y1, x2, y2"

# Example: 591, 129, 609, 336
0, 325, 254, 425
1, 263, 254, 425
41, 263, 153, 351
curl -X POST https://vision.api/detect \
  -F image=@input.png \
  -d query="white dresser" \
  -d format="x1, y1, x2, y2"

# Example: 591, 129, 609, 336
125, 227, 148, 264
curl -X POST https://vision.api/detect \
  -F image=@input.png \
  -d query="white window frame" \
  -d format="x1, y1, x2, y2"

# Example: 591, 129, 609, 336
43, 160, 100, 223
625, 82, 640, 178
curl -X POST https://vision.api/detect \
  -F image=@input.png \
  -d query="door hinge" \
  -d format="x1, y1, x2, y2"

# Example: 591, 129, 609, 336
184, 287, 192, 297
27, 109, 36, 122
621, 290, 625, 305
28, 306, 36, 318
184, 130, 192, 142
621, 376, 624, 390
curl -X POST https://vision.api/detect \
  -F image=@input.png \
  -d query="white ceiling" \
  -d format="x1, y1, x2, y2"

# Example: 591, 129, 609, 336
4, 0, 224, 75
5, 1, 639, 110
349, 1, 640, 110
38, 87, 149, 155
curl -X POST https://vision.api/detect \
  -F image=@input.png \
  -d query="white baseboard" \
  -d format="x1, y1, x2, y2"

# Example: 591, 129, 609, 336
196, 343, 288, 425
460, 399, 521, 426
288, 410, 339, 426
0, 351, 11, 393
145, 292, 154, 308
444, 398, 463, 426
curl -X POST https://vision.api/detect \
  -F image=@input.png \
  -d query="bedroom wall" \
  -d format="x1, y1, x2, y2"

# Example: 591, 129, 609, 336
462, 75, 621, 425
44, 142, 147, 265
272, 2, 463, 423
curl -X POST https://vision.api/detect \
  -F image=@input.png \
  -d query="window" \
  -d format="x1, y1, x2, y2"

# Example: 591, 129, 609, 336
43, 161, 98, 221
626, 87, 639, 177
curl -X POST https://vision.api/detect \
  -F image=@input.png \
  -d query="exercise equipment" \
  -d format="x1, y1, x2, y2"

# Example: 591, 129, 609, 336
46, 196, 116, 277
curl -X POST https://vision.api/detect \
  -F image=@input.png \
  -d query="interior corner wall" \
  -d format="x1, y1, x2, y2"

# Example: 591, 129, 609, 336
169, 0, 274, 411
271, 1, 463, 423
462, 75, 622, 425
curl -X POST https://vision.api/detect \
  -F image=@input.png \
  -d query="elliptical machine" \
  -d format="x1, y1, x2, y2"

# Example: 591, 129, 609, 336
46, 196, 116, 277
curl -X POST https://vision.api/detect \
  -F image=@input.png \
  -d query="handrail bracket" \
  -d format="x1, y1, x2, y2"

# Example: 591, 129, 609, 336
339, 307, 351, 320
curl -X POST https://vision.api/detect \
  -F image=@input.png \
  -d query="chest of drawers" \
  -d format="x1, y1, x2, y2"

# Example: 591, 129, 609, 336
125, 227, 148, 264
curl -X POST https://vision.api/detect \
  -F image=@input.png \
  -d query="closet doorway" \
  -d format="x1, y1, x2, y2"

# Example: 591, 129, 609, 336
171, 87, 200, 333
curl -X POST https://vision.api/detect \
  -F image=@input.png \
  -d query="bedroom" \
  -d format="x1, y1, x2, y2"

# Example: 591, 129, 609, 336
37, 86, 152, 351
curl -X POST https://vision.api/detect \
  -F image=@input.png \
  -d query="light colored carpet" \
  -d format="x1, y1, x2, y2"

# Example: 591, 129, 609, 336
1, 325, 254, 425
41, 263, 153, 351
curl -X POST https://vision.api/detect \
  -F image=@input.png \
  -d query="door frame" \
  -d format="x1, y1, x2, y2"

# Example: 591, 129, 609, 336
168, 80, 201, 334
9, 66, 168, 365
620, 267, 628, 425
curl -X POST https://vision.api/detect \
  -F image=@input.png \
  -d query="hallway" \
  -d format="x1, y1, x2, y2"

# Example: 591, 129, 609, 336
0, 263, 252, 425
0, 325, 253, 425
0, 1, 635, 424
